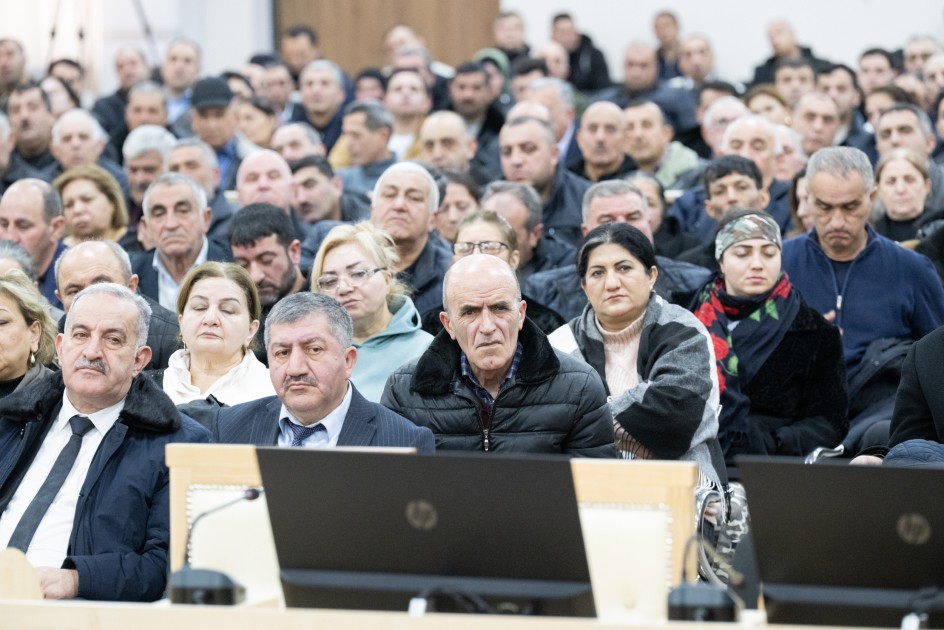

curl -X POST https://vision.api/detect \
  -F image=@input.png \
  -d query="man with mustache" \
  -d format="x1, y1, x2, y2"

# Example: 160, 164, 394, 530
782, 147, 944, 452
213, 291, 434, 450
4, 82, 57, 185
0, 283, 209, 600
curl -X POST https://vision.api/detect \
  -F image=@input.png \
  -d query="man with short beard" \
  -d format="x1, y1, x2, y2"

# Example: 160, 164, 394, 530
228, 203, 307, 364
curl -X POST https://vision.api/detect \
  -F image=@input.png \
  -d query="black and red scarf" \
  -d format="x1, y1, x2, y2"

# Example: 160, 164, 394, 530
693, 273, 800, 458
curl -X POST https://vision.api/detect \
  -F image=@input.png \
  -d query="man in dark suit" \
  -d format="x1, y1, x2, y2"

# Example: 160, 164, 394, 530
213, 292, 434, 450
131, 172, 232, 311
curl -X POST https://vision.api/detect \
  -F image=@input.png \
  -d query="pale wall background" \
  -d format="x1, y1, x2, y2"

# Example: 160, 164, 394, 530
0, 0, 941, 97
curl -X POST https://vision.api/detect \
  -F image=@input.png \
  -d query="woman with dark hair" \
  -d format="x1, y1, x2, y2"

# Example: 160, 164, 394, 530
787, 167, 812, 238
236, 96, 278, 149
687, 209, 847, 472
430, 170, 481, 243
161, 262, 274, 407
549, 222, 725, 497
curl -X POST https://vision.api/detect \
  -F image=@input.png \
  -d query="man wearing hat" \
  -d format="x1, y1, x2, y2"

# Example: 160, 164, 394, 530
189, 76, 259, 191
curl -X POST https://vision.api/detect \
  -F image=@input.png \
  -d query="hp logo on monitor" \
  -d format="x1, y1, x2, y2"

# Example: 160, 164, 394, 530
405, 500, 438, 531
897, 513, 931, 545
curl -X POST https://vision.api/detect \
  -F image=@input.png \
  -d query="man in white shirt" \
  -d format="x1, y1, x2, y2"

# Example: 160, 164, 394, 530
131, 172, 232, 310
0, 283, 209, 600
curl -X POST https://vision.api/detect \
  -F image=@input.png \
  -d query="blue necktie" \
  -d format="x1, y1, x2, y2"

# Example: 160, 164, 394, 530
7, 415, 95, 552
288, 421, 326, 447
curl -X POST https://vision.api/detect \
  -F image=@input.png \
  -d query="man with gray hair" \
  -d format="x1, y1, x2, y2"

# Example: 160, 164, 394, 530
271, 122, 324, 163
214, 292, 434, 450
166, 137, 236, 241
107, 80, 170, 159
0, 179, 66, 308
132, 172, 232, 309
382, 253, 616, 456
481, 180, 574, 281
874, 103, 944, 214
335, 100, 397, 199
294, 59, 348, 153
123, 125, 176, 231
49, 108, 127, 193
782, 146, 944, 451
0, 282, 210, 600
526, 179, 711, 321
524, 77, 582, 168
54, 240, 181, 370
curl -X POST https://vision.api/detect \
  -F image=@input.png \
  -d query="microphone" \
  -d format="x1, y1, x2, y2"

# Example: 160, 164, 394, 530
182, 488, 263, 566
169, 487, 263, 605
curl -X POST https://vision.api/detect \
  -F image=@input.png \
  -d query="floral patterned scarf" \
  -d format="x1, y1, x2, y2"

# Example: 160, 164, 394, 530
694, 273, 800, 458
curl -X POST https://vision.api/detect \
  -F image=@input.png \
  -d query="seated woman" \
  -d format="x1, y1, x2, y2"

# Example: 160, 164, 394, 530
236, 96, 278, 149
873, 148, 938, 242
548, 222, 725, 495
687, 210, 847, 473
161, 262, 274, 409
53, 164, 135, 249
430, 170, 481, 243
421, 210, 564, 335
312, 221, 432, 402
0, 269, 57, 398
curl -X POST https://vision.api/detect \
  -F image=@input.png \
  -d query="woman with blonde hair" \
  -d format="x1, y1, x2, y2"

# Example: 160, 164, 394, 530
0, 269, 58, 398
53, 163, 133, 249
312, 221, 432, 401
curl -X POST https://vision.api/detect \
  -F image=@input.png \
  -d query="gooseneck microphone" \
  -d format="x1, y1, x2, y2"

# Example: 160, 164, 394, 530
169, 487, 263, 605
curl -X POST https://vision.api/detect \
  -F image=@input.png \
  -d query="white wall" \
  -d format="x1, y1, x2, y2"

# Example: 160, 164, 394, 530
504, 0, 944, 85
0, 0, 274, 96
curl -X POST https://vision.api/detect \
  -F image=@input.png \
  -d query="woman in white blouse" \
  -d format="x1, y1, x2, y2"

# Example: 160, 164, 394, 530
162, 262, 274, 407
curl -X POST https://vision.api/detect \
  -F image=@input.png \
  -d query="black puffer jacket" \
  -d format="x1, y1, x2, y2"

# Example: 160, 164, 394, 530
380, 318, 617, 457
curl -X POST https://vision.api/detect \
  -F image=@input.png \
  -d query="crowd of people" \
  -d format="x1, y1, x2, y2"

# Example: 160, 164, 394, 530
0, 7, 942, 602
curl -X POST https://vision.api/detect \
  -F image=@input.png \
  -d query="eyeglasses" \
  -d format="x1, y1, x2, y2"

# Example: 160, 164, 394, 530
453, 241, 509, 256
315, 267, 385, 292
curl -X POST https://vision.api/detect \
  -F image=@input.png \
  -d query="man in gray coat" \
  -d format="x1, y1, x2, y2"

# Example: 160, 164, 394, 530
381, 254, 616, 457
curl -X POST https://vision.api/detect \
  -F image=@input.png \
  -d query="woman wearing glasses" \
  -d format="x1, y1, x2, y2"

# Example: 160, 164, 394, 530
420, 210, 565, 335
312, 222, 433, 402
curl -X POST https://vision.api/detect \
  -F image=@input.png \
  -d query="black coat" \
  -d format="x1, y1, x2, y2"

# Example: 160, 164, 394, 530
888, 325, 944, 447
680, 290, 849, 462
381, 318, 617, 457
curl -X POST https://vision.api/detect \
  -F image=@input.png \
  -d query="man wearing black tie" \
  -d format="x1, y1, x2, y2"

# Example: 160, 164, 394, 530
0, 283, 210, 600
213, 292, 434, 451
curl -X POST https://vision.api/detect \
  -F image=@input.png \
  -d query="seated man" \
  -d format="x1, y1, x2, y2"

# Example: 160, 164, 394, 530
54, 240, 181, 371
382, 254, 617, 457
0, 283, 209, 600
525, 180, 711, 322
783, 147, 944, 451
214, 292, 434, 450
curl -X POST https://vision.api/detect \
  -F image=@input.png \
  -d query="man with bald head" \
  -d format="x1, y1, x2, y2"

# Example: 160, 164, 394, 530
0, 178, 66, 307
382, 254, 616, 456
54, 240, 180, 370
419, 111, 477, 173
236, 149, 311, 239
750, 20, 827, 87
596, 41, 697, 136
572, 101, 636, 181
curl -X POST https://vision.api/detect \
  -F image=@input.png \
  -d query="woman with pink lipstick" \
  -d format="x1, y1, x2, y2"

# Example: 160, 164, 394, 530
688, 209, 847, 474
161, 262, 274, 407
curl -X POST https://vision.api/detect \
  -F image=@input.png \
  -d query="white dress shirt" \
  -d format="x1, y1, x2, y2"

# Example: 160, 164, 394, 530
153, 237, 210, 311
0, 395, 124, 568
163, 349, 275, 406
277, 384, 353, 448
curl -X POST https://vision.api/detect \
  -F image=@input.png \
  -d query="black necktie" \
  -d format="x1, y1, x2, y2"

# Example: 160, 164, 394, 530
7, 415, 95, 552
288, 421, 326, 447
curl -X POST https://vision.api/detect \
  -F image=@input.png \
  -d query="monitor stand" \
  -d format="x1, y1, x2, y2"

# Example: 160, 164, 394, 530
281, 569, 595, 616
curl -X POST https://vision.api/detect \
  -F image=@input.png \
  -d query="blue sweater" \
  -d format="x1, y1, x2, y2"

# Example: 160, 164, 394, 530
782, 227, 944, 378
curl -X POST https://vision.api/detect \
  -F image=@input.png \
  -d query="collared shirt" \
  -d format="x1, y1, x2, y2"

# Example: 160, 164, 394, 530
167, 89, 192, 124
215, 139, 239, 191
153, 237, 210, 310
459, 343, 523, 407
277, 383, 353, 448
0, 394, 124, 568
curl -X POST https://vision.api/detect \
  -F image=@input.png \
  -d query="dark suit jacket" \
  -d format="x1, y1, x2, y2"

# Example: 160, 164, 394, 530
131, 239, 234, 304
213, 385, 435, 451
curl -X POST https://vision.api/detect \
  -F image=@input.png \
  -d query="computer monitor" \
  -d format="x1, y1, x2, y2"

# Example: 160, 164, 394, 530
256, 448, 595, 616
739, 457, 944, 627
